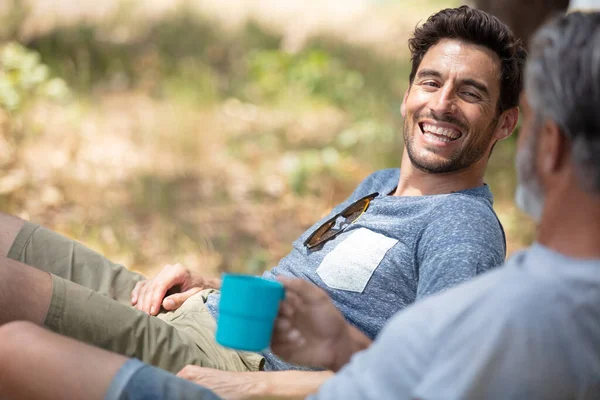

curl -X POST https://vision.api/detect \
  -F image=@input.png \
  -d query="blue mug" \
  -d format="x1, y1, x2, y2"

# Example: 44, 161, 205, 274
216, 274, 285, 352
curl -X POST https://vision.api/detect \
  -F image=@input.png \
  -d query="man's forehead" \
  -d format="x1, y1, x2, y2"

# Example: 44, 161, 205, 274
418, 39, 501, 83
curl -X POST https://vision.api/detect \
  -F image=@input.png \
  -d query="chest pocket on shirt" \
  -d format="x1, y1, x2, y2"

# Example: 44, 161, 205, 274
316, 227, 398, 293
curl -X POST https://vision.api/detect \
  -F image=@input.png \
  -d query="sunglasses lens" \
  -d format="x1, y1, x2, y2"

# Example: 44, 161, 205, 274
306, 220, 335, 247
342, 199, 369, 223
305, 193, 376, 249
319, 227, 339, 242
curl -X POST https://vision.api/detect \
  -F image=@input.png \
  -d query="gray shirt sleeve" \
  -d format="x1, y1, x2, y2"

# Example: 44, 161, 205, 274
415, 197, 505, 299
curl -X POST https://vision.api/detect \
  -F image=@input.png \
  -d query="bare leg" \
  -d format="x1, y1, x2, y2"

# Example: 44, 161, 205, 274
0, 321, 127, 400
0, 256, 52, 325
0, 212, 25, 257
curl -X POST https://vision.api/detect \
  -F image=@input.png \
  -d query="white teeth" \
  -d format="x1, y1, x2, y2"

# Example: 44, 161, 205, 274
424, 132, 453, 143
421, 123, 461, 140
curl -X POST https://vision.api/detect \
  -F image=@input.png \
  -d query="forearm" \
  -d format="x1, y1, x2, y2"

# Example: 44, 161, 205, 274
256, 370, 334, 399
330, 325, 372, 372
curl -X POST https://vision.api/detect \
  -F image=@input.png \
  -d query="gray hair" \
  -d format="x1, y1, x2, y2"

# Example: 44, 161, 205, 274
526, 11, 600, 193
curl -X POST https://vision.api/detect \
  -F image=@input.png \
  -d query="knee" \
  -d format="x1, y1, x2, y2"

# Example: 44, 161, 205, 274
0, 212, 25, 257
0, 321, 43, 356
0, 321, 48, 381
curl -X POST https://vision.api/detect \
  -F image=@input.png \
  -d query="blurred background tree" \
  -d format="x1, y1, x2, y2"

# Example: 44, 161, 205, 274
0, 0, 538, 278
472, 0, 570, 47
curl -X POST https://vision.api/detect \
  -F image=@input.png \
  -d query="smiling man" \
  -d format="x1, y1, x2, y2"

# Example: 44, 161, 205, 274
396, 36, 514, 195
0, 6, 525, 400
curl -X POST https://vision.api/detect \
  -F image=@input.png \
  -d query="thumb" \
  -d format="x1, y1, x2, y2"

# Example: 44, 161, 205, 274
163, 287, 202, 310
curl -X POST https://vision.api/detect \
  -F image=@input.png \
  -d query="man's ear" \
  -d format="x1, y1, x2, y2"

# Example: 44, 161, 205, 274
400, 89, 409, 118
494, 107, 519, 141
538, 119, 568, 175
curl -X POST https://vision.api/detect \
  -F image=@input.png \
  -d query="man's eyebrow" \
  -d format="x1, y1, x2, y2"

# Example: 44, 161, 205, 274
416, 69, 442, 79
461, 78, 490, 96
417, 70, 490, 96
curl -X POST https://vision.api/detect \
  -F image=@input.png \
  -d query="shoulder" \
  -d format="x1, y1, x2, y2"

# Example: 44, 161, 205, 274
414, 191, 506, 274
422, 193, 502, 237
432, 190, 496, 220
350, 169, 399, 198
423, 253, 559, 338
405, 254, 589, 399
423, 191, 504, 246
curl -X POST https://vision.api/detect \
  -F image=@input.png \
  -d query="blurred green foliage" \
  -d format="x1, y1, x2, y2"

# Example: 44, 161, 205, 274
0, 42, 69, 113
0, 1, 534, 274
246, 49, 364, 105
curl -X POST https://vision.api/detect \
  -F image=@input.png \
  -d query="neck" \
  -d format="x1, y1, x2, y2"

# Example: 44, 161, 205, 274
393, 148, 487, 196
537, 188, 600, 259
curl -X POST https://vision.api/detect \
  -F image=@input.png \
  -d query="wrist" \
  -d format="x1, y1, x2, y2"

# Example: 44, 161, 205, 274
260, 371, 333, 398
208, 278, 221, 289
248, 372, 272, 398
206, 277, 221, 290
189, 274, 221, 290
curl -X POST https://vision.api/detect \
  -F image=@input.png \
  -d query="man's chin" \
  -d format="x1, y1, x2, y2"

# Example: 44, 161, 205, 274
409, 155, 462, 174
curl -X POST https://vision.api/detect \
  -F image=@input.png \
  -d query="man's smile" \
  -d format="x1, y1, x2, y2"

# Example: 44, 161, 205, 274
418, 120, 464, 145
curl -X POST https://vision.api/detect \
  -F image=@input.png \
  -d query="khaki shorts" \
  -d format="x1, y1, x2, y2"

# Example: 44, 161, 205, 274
8, 221, 264, 374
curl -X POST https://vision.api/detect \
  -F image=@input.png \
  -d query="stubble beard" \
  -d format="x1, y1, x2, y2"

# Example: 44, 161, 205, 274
515, 128, 545, 221
403, 113, 497, 174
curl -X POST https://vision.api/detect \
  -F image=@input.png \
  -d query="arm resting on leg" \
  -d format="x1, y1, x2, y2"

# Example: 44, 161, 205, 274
178, 366, 335, 399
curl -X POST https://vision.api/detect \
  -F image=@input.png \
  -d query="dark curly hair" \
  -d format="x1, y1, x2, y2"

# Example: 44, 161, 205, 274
408, 5, 527, 113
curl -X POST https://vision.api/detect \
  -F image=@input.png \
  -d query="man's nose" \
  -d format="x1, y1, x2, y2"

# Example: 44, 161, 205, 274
429, 87, 457, 115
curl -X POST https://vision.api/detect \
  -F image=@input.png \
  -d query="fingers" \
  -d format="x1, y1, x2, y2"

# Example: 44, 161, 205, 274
133, 280, 150, 312
286, 328, 306, 346
279, 289, 302, 318
273, 318, 306, 347
141, 278, 157, 315
163, 287, 202, 311
279, 301, 294, 319
270, 331, 307, 362
149, 279, 171, 315
131, 281, 144, 305
273, 289, 303, 337
135, 263, 186, 315
136, 280, 151, 314
272, 290, 307, 350
275, 316, 292, 331
272, 316, 292, 346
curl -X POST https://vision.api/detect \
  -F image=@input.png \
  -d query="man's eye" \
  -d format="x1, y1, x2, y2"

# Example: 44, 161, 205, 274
422, 81, 440, 88
462, 91, 481, 101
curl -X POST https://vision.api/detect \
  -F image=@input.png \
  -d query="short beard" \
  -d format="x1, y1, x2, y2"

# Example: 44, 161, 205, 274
403, 113, 498, 174
515, 123, 545, 221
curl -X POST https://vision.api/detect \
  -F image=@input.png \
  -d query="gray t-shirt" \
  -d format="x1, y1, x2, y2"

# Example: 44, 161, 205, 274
205, 168, 506, 370
314, 244, 600, 399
